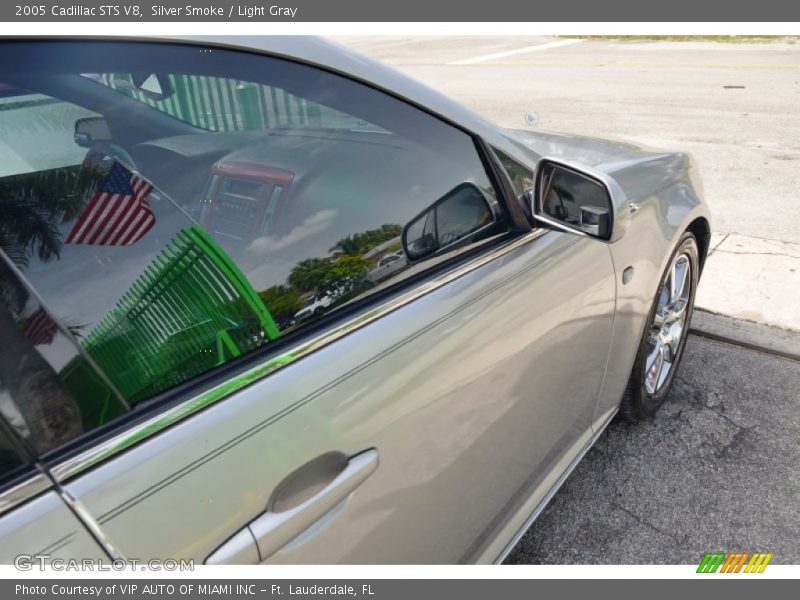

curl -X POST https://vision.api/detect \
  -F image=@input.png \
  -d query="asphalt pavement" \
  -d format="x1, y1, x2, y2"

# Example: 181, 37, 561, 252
505, 333, 800, 564
332, 36, 800, 332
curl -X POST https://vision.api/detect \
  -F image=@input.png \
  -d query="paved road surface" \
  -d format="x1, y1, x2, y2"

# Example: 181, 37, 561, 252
331, 36, 800, 331
505, 334, 800, 564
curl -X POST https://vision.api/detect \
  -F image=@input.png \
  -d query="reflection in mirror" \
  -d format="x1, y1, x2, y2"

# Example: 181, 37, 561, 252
0, 43, 503, 456
74, 116, 112, 148
537, 162, 612, 239
402, 183, 498, 262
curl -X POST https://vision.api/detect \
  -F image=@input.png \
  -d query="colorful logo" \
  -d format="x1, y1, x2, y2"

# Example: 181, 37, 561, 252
697, 552, 773, 573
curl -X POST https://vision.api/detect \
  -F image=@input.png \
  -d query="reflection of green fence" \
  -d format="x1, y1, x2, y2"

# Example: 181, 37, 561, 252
98, 73, 344, 132
75, 226, 279, 406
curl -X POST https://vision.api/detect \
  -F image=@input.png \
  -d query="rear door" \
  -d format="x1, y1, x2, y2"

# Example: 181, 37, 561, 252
0, 487, 108, 566
1, 39, 616, 564
0, 272, 108, 563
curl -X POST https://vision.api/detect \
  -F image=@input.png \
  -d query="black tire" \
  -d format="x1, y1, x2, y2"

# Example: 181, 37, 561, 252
620, 231, 700, 421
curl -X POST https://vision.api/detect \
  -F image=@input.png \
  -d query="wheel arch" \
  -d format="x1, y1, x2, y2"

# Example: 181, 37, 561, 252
686, 216, 711, 273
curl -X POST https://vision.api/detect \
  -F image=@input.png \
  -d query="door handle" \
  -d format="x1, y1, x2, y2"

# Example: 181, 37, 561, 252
206, 449, 378, 564
250, 448, 378, 560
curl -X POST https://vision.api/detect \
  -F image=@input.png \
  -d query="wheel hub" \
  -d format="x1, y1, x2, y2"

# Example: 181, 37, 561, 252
644, 253, 692, 395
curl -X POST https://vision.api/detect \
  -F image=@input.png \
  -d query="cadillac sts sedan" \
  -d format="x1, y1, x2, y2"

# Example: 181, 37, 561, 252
0, 36, 710, 564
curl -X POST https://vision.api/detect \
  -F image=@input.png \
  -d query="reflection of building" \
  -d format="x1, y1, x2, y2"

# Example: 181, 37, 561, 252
62, 226, 279, 417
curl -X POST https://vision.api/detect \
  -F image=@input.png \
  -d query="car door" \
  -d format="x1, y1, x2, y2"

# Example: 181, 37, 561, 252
0, 271, 108, 563
58, 230, 615, 565
0, 39, 616, 564
0, 485, 108, 566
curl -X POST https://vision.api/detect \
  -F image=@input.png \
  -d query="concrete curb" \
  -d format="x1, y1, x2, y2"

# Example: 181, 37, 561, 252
689, 308, 800, 363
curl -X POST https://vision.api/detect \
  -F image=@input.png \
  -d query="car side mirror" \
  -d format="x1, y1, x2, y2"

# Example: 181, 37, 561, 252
528, 158, 624, 241
402, 182, 501, 262
74, 116, 112, 148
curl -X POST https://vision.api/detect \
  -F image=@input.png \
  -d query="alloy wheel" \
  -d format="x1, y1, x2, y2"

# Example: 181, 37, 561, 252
643, 252, 692, 395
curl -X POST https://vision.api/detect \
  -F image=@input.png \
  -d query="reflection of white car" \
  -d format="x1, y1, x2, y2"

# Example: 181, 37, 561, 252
368, 250, 407, 283
293, 294, 334, 322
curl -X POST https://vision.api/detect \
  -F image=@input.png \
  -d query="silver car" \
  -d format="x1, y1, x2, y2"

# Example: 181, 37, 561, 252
0, 36, 710, 564
368, 250, 407, 284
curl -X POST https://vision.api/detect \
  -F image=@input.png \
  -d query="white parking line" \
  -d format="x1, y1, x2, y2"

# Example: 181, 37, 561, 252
447, 38, 584, 65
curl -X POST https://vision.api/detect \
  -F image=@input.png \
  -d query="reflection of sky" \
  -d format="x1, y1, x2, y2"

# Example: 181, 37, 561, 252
37, 332, 81, 372
25, 193, 196, 334
18, 129, 492, 341
0, 96, 97, 178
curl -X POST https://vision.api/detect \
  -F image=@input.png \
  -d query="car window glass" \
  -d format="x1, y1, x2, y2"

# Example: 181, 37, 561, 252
435, 185, 493, 246
81, 72, 387, 134
0, 40, 503, 452
0, 260, 123, 456
0, 423, 32, 486
493, 148, 534, 198
0, 89, 99, 178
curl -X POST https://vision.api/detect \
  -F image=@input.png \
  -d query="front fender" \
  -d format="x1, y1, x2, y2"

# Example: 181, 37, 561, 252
592, 150, 711, 425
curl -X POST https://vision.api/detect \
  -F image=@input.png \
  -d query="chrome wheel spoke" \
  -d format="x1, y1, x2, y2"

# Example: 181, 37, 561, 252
644, 251, 692, 395
670, 299, 689, 320
644, 338, 666, 395
666, 326, 681, 357
668, 262, 679, 305
657, 353, 673, 390
668, 257, 689, 311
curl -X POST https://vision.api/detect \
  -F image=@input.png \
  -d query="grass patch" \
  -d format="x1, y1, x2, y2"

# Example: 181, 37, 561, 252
562, 35, 799, 44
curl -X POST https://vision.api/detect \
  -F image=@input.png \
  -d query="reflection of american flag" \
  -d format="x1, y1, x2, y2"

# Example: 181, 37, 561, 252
66, 161, 155, 246
22, 309, 58, 346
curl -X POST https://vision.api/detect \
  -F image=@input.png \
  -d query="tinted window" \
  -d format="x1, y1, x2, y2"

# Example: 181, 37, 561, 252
494, 148, 534, 198
0, 40, 504, 450
0, 423, 32, 486
83, 72, 384, 133
0, 260, 122, 455
0, 91, 99, 178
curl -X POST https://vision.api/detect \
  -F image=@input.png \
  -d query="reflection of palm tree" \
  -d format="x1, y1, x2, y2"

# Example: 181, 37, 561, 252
332, 237, 362, 256
0, 168, 86, 267
0, 167, 87, 453
329, 223, 402, 256
287, 257, 330, 293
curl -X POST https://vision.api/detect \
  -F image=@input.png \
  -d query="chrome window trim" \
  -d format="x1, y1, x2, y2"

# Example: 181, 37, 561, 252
0, 471, 51, 517
50, 229, 548, 483
56, 487, 122, 560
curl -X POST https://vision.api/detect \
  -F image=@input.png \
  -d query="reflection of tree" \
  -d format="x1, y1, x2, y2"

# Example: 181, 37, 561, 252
0, 167, 87, 453
330, 223, 402, 256
0, 168, 86, 268
287, 257, 331, 293
258, 285, 303, 329
321, 255, 371, 299
267, 224, 405, 323
287, 255, 371, 303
